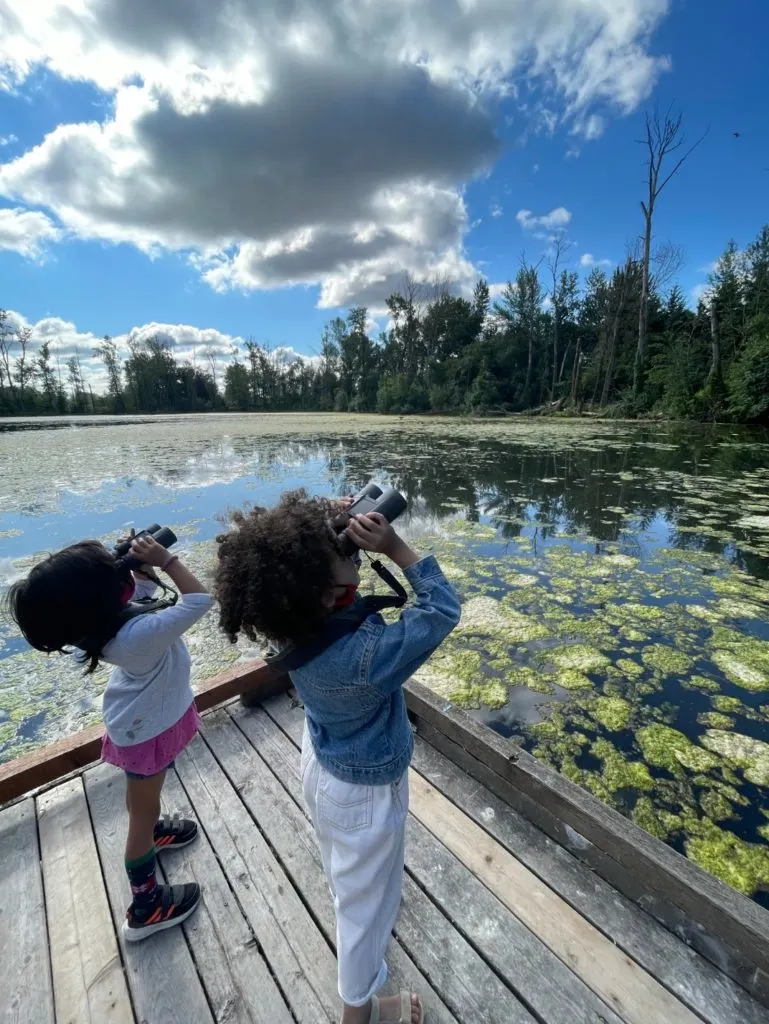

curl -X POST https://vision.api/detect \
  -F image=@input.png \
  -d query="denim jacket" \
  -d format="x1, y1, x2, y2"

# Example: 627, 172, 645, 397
289, 554, 461, 785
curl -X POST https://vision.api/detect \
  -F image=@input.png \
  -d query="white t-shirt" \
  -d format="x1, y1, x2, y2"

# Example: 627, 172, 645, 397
100, 582, 214, 748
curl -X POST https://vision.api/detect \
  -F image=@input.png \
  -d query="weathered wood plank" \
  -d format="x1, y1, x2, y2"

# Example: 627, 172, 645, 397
174, 734, 336, 1023
260, 692, 309, 747
160, 769, 293, 1024
0, 799, 55, 1024
212, 706, 460, 1024
83, 763, 214, 1024
0, 660, 281, 806
408, 769, 702, 1024
405, 680, 769, 987
396, 873, 537, 1024
414, 709, 769, 1008
412, 727, 769, 1024
405, 814, 624, 1024
37, 778, 133, 1024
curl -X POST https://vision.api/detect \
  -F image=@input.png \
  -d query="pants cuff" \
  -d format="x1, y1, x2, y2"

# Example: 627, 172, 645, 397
339, 961, 388, 1007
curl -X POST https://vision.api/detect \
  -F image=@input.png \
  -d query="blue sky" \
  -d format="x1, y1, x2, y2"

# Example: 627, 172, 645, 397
0, 0, 767, 384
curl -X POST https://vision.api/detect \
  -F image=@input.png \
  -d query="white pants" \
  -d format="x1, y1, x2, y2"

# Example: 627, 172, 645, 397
301, 726, 409, 1007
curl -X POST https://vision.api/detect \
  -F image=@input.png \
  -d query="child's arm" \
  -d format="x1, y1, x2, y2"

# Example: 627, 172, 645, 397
129, 535, 208, 595
344, 514, 461, 695
105, 537, 213, 666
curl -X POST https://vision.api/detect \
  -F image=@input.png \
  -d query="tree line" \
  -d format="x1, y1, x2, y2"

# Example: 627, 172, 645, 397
1, 113, 767, 424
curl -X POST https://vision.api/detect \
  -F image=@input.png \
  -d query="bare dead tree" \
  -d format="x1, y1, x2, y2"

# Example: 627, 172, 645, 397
650, 242, 685, 294
14, 326, 33, 406
547, 232, 573, 398
602, 257, 638, 408
0, 309, 18, 403
203, 347, 220, 390
634, 109, 708, 397
570, 340, 583, 407
708, 298, 721, 383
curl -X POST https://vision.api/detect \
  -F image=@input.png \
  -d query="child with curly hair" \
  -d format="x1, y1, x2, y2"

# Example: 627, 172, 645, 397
7, 533, 213, 941
215, 490, 461, 1024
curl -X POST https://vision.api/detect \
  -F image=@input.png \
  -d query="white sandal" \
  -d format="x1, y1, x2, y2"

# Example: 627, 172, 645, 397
368, 991, 423, 1024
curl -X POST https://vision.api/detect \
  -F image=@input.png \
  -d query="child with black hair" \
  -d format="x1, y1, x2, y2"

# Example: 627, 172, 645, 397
7, 534, 213, 941
216, 490, 461, 1024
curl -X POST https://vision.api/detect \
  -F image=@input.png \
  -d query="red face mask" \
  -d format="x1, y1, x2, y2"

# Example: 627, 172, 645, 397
120, 577, 136, 605
334, 584, 359, 609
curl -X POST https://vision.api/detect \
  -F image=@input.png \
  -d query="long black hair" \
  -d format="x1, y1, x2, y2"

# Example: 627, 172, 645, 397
6, 540, 131, 673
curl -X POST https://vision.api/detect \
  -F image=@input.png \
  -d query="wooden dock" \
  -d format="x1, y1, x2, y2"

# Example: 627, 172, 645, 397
2, 682, 769, 1023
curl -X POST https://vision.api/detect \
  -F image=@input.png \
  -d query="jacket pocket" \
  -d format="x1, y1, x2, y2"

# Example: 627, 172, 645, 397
318, 777, 374, 833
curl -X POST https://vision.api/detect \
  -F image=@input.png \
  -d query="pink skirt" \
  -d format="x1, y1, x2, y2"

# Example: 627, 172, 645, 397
101, 703, 201, 777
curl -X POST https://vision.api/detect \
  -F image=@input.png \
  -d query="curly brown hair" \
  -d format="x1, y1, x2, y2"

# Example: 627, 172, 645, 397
215, 489, 348, 646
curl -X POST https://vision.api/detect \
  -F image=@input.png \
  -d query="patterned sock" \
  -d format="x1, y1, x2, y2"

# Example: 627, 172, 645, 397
125, 847, 160, 915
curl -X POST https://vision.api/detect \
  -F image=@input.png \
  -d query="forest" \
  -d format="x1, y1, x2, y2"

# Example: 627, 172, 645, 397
2, 221, 767, 425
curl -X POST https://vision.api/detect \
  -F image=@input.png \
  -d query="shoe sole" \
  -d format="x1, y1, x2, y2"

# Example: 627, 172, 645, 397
122, 897, 201, 943
154, 833, 198, 852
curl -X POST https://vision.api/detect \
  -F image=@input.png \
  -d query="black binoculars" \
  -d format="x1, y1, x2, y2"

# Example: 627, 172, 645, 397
338, 482, 407, 556
114, 523, 178, 571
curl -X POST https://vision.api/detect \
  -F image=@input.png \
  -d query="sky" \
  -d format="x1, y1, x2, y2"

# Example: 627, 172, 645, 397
0, 0, 767, 388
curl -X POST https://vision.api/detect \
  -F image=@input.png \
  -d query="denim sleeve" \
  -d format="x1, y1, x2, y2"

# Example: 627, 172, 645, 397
364, 555, 461, 696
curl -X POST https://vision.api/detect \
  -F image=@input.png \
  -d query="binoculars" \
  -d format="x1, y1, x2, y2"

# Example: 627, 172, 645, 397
114, 523, 178, 571
338, 482, 406, 556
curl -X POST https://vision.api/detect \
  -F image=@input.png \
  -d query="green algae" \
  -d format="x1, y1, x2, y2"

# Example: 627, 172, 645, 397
632, 797, 669, 840
686, 820, 769, 896
547, 644, 611, 674
699, 789, 737, 822
553, 669, 595, 691
680, 674, 721, 694
697, 712, 735, 730
710, 635, 769, 692
592, 696, 632, 731
445, 679, 509, 711
701, 730, 769, 786
641, 645, 694, 677
592, 739, 654, 792
712, 695, 745, 714
615, 658, 644, 678
636, 725, 721, 774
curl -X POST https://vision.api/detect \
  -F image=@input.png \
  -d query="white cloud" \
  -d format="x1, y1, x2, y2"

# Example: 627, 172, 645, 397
488, 282, 509, 300
575, 113, 605, 140
490, 203, 503, 218
690, 283, 711, 308
3, 308, 317, 391
532, 164, 540, 174
565, 148, 580, 160
580, 253, 612, 268
0, 134, 18, 146
0, 2, 670, 305
536, 108, 559, 136
0, 206, 61, 259
517, 207, 572, 231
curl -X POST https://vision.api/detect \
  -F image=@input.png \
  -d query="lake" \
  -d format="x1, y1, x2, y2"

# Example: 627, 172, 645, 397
2, 412, 769, 899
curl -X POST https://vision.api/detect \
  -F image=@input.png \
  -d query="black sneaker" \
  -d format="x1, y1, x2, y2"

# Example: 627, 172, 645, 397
154, 813, 198, 850
123, 882, 201, 942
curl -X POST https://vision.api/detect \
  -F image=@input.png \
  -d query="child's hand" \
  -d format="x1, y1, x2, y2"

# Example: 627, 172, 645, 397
346, 513, 420, 570
345, 513, 397, 556
118, 528, 153, 575
130, 535, 171, 568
